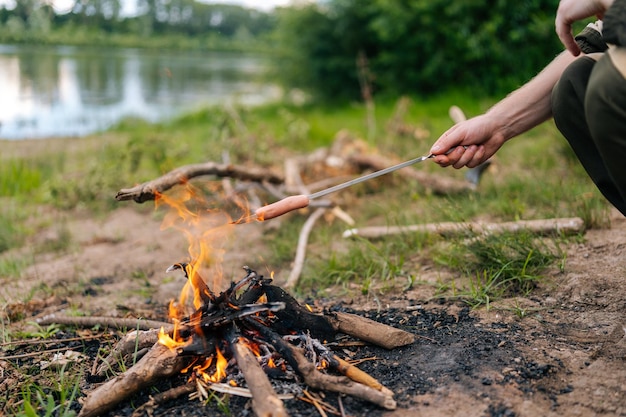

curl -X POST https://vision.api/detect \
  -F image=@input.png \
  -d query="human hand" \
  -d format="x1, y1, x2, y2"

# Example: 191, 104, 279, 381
555, 0, 613, 55
429, 114, 505, 169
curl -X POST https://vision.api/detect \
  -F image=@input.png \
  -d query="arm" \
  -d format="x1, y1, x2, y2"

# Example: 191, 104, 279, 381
430, 51, 578, 169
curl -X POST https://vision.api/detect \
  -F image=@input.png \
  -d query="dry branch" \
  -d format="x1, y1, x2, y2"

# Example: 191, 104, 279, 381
79, 342, 192, 417
289, 346, 396, 410
36, 314, 171, 331
343, 217, 586, 239
330, 355, 394, 397
232, 339, 289, 417
325, 311, 415, 350
115, 162, 284, 203
131, 382, 196, 417
284, 208, 327, 289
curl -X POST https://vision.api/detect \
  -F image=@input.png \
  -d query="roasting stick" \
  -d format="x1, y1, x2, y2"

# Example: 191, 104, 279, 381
234, 148, 462, 224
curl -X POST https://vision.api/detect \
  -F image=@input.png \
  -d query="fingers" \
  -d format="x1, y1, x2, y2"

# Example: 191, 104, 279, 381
555, 18, 581, 56
433, 145, 484, 168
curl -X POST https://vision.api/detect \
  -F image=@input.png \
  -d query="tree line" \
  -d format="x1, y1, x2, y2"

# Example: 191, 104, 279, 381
1, 0, 567, 100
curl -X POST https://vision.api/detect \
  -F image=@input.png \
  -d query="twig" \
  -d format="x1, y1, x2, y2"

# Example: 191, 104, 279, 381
205, 382, 294, 400
285, 208, 327, 289
36, 314, 172, 331
0, 333, 105, 348
302, 390, 329, 417
131, 381, 197, 417
0, 346, 77, 361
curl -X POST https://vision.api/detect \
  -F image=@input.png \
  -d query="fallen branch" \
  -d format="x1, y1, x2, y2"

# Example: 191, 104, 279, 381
325, 311, 415, 350
343, 217, 585, 239
36, 314, 171, 331
79, 342, 192, 417
116, 162, 284, 203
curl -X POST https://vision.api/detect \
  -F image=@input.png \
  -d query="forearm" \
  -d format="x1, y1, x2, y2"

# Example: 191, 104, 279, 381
485, 51, 579, 141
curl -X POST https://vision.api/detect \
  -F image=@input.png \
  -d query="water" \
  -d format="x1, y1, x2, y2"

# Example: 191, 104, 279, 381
0, 44, 281, 140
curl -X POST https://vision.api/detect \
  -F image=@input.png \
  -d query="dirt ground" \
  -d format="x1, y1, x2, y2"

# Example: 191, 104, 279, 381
1, 198, 625, 416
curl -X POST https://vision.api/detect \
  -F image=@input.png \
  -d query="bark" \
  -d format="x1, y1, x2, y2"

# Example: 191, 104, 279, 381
79, 342, 192, 417
232, 340, 289, 417
343, 217, 586, 239
325, 311, 415, 350
289, 346, 396, 410
115, 162, 284, 203
36, 314, 171, 331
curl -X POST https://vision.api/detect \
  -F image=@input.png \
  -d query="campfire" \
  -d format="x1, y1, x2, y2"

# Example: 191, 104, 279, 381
76, 185, 414, 417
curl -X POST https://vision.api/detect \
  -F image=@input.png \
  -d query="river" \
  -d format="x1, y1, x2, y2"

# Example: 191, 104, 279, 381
0, 44, 281, 140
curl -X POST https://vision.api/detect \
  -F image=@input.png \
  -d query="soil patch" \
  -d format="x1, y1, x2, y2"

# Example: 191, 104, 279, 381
1, 205, 625, 417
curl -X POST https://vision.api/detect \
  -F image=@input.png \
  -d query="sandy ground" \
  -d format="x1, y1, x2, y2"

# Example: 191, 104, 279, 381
1, 200, 625, 416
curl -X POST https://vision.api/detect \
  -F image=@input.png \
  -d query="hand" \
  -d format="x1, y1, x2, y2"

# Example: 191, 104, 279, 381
429, 114, 506, 169
555, 0, 613, 55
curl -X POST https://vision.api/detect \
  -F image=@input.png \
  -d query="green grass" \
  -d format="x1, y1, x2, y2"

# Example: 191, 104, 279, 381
433, 232, 564, 308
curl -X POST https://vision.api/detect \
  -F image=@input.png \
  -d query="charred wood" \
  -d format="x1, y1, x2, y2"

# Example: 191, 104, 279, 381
246, 318, 395, 410
262, 285, 335, 341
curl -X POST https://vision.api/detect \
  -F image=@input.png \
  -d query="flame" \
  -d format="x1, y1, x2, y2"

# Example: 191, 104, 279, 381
155, 183, 244, 324
158, 326, 189, 351
195, 347, 228, 383
267, 357, 277, 368
155, 184, 247, 316
317, 358, 329, 370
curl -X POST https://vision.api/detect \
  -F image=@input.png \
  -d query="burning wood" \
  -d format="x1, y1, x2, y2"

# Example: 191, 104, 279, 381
79, 266, 410, 416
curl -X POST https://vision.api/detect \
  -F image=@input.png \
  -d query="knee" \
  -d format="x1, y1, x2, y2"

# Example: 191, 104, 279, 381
551, 57, 595, 127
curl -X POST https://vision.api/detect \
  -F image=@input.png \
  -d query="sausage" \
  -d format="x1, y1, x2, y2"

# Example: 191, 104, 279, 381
255, 194, 310, 221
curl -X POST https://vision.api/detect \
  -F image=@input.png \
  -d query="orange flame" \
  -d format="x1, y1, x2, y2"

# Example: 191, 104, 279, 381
195, 347, 228, 383
154, 183, 247, 321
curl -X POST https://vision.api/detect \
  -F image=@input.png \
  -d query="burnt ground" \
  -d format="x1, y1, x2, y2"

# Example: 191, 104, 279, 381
1, 204, 625, 417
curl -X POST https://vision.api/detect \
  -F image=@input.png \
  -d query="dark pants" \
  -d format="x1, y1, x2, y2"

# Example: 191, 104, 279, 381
551, 53, 626, 216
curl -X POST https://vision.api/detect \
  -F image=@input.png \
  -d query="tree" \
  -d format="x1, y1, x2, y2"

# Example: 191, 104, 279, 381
272, 0, 563, 100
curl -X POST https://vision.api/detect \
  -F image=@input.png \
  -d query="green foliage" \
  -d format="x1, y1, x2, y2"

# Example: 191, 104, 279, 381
0, 0, 276, 52
273, 0, 563, 100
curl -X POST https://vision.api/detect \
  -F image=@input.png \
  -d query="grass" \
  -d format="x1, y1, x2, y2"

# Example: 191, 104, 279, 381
432, 232, 564, 308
